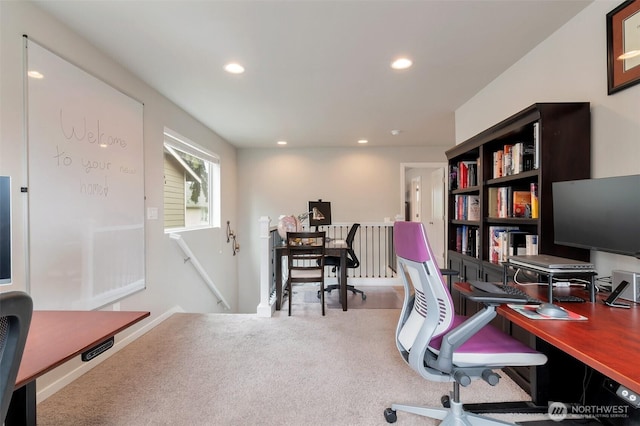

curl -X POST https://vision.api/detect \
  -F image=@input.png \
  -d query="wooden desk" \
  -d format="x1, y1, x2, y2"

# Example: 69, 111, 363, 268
275, 241, 349, 311
457, 282, 640, 395
6, 310, 150, 426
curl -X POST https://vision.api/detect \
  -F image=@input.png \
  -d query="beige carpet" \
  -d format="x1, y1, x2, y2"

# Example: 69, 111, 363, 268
37, 307, 547, 425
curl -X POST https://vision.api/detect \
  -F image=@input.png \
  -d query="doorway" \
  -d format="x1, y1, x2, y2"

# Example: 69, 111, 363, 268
400, 162, 447, 267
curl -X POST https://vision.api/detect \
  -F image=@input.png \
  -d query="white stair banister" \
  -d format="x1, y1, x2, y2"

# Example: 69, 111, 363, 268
257, 216, 275, 317
170, 233, 231, 310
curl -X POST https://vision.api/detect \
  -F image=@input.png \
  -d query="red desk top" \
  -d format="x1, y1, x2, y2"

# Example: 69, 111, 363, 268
456, 282, 640, 394
16, 310, 149, 388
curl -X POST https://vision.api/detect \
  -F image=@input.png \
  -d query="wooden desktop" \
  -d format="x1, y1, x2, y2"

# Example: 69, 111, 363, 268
6, 310, 150, 426
456, 282, 640, 396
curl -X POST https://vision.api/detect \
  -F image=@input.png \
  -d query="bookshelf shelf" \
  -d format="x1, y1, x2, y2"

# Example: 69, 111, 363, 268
451, 219, 481, 226
451, 186, 480, 195
486, 170, 538, 186
485, 217, 537, 225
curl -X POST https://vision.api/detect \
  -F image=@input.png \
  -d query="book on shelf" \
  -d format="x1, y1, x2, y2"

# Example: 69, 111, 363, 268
530, 183, 539, 219
512, 141, 536, 174
497, 186, 512, 218
455, 195, 480, 221
488, 226, 520, 263
487, 187, 499, 218
467, 161, 478, 187
522, 141, 535, 172
456, 160, 478, 189
512, 190, 532, 218
503, 144, 513, 176
500, 230, 528, 261
458, 162, 468, 189
467, 195, 480, 221
456, 225, 479, 258
449, 165, 458, 190
455, 195, 464, 220
525, 234, 539, 255
512, 143, 521, 174
533, 122, 540, 170
493, 150, 503, 178
461, 226, 468, 256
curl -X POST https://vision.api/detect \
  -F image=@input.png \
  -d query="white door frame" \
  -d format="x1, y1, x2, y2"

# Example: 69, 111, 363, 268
400, 162, 448, 263
400, 162, 448, 219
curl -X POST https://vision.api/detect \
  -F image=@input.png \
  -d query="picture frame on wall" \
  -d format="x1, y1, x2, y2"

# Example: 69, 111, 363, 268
607, 0, 640, 94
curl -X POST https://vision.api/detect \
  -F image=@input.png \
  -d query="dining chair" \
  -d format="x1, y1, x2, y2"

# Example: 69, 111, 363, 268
286, 231, 326, 316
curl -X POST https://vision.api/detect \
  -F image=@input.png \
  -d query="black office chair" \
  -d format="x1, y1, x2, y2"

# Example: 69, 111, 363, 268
1, 291, 33, 423
320, 223, 366, 301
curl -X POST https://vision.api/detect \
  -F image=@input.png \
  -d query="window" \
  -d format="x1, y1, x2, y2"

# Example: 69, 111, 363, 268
163, 129, 220, 231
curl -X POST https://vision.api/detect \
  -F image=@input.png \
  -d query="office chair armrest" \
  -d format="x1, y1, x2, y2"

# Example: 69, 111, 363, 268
430, 305, 498, 374
464, 291, 527, 306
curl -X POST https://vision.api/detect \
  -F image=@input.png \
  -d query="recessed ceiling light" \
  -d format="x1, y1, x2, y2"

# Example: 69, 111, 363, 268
357, 139, 368, 144
28, 70, 44, 79
390, 129, 402, 136
277, 140, 287, 146
391, 58, 412, 70
224, 63, 245, 74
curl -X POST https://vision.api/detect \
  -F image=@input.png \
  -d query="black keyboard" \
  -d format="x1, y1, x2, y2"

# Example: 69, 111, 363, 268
470, 281, 543, 304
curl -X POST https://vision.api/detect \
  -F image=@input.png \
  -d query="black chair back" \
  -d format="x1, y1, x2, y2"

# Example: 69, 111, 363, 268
0, 291, 33, 423
345, 223, 360, 269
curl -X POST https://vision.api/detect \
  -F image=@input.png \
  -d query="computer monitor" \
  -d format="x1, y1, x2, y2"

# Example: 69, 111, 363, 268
0, 176, 11, 284
552, 175, 640, 259
308, 200, 331, 229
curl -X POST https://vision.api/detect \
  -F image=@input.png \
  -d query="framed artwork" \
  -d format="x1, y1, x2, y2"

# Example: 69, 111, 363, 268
607, 0, 640, 94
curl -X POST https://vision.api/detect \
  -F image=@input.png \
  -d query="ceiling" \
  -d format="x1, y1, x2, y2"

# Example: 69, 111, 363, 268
34, 0, 592, 149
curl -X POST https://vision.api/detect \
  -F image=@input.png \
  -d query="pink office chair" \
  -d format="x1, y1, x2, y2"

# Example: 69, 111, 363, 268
384, 222, 547, 425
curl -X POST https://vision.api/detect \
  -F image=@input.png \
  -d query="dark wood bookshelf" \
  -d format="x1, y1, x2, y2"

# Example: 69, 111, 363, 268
445, 102, 592, 402
446, 102, 591, 274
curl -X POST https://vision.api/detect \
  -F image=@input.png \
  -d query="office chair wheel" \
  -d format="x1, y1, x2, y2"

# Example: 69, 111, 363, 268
383, 408, 397, 423
362, 293, 367, 301
441, 394, 450, 408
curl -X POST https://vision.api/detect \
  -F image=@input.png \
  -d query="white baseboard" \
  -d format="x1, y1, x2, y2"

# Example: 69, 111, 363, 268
36, 306, 185, 403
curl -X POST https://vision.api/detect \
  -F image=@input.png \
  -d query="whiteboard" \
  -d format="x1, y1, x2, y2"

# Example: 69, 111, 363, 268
26, 39, 145, 310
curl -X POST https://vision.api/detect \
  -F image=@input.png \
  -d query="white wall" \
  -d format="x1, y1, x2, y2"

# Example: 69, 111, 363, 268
1, 1, 238, 398
235, 146, 449, 312
456, 0, 640, 277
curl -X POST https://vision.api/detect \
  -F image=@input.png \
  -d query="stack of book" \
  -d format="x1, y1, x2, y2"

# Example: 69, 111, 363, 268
456, 225, 480, 258
449, 159, 479, 190
454, 195, 480, 221
488, 226, 538, 262
492, 123, 539, 179
487, 183, 538, 219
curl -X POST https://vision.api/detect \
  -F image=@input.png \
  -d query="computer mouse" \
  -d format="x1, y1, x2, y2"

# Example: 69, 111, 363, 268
536, 303, 569, 318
